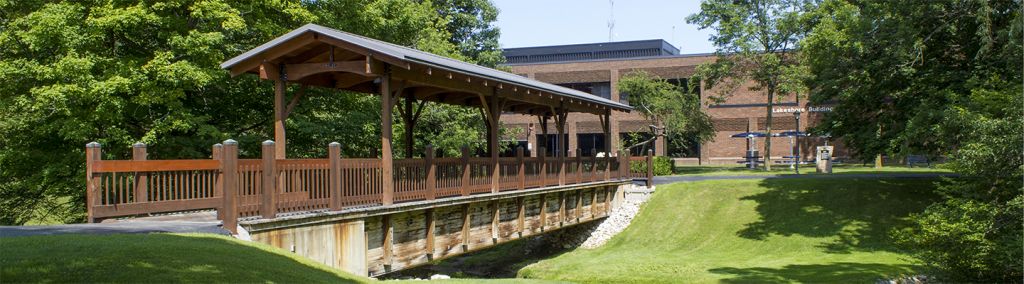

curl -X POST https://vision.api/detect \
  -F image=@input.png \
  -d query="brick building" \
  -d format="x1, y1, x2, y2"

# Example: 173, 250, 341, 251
500, 39, 845, 165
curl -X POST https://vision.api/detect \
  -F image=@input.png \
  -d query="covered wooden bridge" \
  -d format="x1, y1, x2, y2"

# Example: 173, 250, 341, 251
85, 24, 652, 276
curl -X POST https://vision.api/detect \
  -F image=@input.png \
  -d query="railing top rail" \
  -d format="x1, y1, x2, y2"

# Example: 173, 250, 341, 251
276, 159, 330, 165
92, 159, 220, 173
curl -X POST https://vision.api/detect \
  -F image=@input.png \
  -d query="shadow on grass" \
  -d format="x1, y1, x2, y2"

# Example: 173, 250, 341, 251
709, 262, 920, 283
0, 233, 363, 283
738, 178, 940, 253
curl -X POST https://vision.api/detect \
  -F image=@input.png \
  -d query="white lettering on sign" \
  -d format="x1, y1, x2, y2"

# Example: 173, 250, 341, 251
772, 106, 834, 113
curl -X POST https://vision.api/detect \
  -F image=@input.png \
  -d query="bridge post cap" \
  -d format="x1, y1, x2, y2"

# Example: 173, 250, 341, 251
223, 139, 238, 145
213, 143, 223, 147
86, 142, 101, 148
329, 142, 340, 147
262, 140, 275, 146
132, 142, 146, 148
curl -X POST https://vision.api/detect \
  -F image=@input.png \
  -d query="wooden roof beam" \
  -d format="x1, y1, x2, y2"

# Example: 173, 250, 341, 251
317, 35, 410, 70
229, 32, 318, 77
285, 60, 370, 81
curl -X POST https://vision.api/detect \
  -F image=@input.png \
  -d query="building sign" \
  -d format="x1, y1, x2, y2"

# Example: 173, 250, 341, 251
772, 106, 834, 113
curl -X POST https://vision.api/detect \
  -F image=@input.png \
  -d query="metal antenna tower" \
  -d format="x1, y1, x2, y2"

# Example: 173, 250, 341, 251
607, 0, 615, 42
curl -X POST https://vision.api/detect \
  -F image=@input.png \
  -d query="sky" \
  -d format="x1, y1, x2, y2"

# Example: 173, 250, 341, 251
492, 0, 716, 54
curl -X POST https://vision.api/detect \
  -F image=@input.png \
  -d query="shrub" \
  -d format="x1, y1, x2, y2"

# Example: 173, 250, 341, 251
630, 156, 674, 176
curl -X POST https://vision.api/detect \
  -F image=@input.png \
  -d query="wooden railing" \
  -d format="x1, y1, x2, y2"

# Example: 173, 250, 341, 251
85, 141, 649, 231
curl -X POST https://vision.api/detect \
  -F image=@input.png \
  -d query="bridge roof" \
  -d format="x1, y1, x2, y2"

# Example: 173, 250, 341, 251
221, 24, 631, 115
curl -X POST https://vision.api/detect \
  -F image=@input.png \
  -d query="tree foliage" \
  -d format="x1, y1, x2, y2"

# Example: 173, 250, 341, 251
687, 0, 815, 170
617, 71, 714, 157
802, 0, 1022, 281
0, 0, 501, 225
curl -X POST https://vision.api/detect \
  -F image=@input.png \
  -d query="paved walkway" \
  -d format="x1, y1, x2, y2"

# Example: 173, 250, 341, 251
0, 221, 229, 238
651, 173, 957, 185
0, 211, 228, 238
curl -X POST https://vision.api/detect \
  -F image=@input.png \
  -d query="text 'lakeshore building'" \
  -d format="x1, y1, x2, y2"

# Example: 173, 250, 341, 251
500, 39, 846, 165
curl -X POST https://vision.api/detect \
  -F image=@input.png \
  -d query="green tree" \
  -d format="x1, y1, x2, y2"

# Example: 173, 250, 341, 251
801, 0, 1022, 281
430, 0, 504, 67
617, 71, 714, 157
0, 0, 501, 225
687, 0, 814, 170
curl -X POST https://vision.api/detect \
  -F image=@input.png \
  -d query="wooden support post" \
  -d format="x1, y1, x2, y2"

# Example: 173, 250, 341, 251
592, 148, 600, 180
132, 142, 148, 204
213, 143, 223, 220
539, 193, 547, 231
425, 145, 436, 200
381, 72, 395, 205
646, 149, 654, 188
461, 146, 471, 196
479, 91, 504, 193
426, 209, 436, 259
85, 142, 102, 223
555, 109, 567, 185
329, 142, 342, 210
538, 115, 549, 157
272, 69, 288, 159
557, 138, 565, 186
221, 140, 239, 234
539, 147, 547, 186
516, 147, 525, 190
516, 196, 525, 237
461, 203, 471, 251
618, 150, 627, 180
382, 214, 394, 268
575, 189, 582, 222
602, 109, 612, 181
261, 140, 277, 219
605, 187, 612, 215
575, 148, 582, 184
558, 191, 566, 227
491, 200, 500, 243
591, 188, 598, 217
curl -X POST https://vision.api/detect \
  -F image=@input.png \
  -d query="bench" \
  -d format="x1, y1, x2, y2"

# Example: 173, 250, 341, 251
906, 155, 930, 168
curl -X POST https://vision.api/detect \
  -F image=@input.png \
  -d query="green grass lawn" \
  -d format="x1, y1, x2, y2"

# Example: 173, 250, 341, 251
672, 164, 950, 176
0, 233, 369, 283
517, 178, 940, 283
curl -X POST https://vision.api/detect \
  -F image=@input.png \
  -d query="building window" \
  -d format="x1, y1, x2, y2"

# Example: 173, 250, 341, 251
666, 78, 701, 96
535, 134, 570, 157
558, 82, 611, 100
576, 134, 607, 156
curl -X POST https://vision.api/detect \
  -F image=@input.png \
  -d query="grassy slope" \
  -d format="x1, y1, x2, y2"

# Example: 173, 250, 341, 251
519, 178, 939, 283
673, 164, 950, 176
1, 233, 369, 283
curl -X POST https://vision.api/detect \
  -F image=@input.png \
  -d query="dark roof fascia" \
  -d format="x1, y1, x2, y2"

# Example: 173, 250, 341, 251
502, 52, 718, 67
